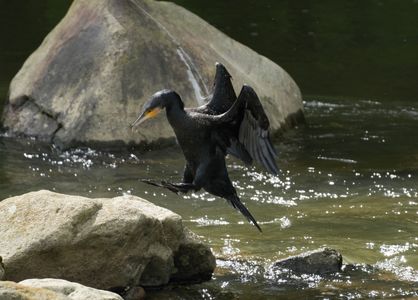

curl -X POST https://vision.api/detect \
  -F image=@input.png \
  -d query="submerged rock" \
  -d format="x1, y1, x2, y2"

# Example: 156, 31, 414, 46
19, 279, 123, 300
0, 281, 70, 300
0, 190, 215, 289
272, 248, 342, 275
2, 0, 303, 149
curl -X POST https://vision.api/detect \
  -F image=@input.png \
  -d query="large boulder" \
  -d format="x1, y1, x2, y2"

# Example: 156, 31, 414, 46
1, 0, 303, 149
0, 190, 215, 289
19, 279, 123, 300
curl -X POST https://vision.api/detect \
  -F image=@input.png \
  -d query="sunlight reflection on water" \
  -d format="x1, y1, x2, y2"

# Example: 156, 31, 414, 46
1, 98, 417, 298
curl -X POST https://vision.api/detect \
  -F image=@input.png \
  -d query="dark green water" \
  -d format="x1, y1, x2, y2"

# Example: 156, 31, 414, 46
0, 1, 417, 299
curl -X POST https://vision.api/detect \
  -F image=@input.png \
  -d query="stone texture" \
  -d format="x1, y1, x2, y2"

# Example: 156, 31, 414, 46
19, 279, 123, 300
272, 248, 342, 275
171, 229, 216, 283
0, 281, 70, 300
2, 0, 303, 149
0, 190, 215, 289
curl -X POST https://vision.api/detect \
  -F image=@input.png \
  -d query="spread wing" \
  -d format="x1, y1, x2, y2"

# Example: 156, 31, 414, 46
189, 63, 279, 175
193, 63, 236, 115
233, 86, 279, 175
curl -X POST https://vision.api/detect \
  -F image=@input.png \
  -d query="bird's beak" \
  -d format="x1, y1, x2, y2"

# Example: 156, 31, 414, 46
131, 107, 162, 129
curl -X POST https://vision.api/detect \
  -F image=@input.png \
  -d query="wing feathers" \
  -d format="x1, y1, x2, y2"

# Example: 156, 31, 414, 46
239, 110, 279, 175
194, 65, 280, 175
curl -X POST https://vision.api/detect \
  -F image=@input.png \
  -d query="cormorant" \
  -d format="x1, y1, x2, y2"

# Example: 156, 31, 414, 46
131, 63, 278, 232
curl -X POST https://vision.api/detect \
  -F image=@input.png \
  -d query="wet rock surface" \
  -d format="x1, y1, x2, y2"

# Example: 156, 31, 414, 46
171, 229, 217, 283
0, 190, 215, 289
271, 248, 343, 275
2, 0, 303, 149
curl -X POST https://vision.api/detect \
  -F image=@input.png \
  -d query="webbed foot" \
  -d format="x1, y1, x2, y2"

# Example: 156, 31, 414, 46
140, 179, 197, 194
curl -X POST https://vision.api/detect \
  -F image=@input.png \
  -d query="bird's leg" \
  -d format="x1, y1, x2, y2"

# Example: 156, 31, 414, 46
141, 179, 179, 194
141, 162, 207, 195
160, 163, 199, 194
162, 182, 199, 194
140, 179, 199, 194
164, 162, 209, 194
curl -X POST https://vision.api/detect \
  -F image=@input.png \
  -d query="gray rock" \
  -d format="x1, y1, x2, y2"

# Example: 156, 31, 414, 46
0, 256, 4, 280
0, 190, 215, 289
171, 229, 216, 283
2, 0, 303, 149
0, 281, 70, 300
19, 279, 123, 300
272, 248, 342, 275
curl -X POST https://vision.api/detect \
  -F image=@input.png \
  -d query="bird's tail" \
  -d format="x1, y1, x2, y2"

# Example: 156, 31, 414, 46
227, 194, 262, 232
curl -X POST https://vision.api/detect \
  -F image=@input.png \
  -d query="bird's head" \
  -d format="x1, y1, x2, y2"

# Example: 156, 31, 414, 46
131, 89, 179, 128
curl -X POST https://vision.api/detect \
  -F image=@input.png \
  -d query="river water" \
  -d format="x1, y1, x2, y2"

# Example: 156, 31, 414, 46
0, 1, 417, 299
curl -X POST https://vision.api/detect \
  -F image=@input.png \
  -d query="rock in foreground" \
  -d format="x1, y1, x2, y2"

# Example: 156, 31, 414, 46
0, 281, 70, 300
19, 279, 123, 300
272, 248, 342, 275
2, 0, 303, 149
0, 190, 215, 289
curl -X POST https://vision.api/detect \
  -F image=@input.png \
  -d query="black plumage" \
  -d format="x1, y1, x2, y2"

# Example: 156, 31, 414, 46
131, 63, 279, 232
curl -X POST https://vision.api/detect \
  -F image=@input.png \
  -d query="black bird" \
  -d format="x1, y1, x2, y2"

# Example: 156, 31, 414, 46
131, 63, 278, 232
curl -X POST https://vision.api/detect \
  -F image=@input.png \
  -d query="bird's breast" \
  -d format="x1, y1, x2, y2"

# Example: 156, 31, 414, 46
167, 111, 213, 165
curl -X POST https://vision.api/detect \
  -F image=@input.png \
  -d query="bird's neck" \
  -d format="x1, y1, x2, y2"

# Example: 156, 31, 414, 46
164, 94, 184, 110
165, 95, 186, 122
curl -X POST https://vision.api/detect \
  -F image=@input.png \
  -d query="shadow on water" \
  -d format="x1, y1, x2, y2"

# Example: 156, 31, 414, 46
0, 0, 418, 299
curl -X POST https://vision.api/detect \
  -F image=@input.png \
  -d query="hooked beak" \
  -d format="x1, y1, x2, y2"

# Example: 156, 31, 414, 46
131, 107, 162, 129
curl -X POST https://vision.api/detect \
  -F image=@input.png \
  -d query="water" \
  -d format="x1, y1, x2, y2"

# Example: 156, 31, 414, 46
1, 99, 417, 298
1, 1, 417, 299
